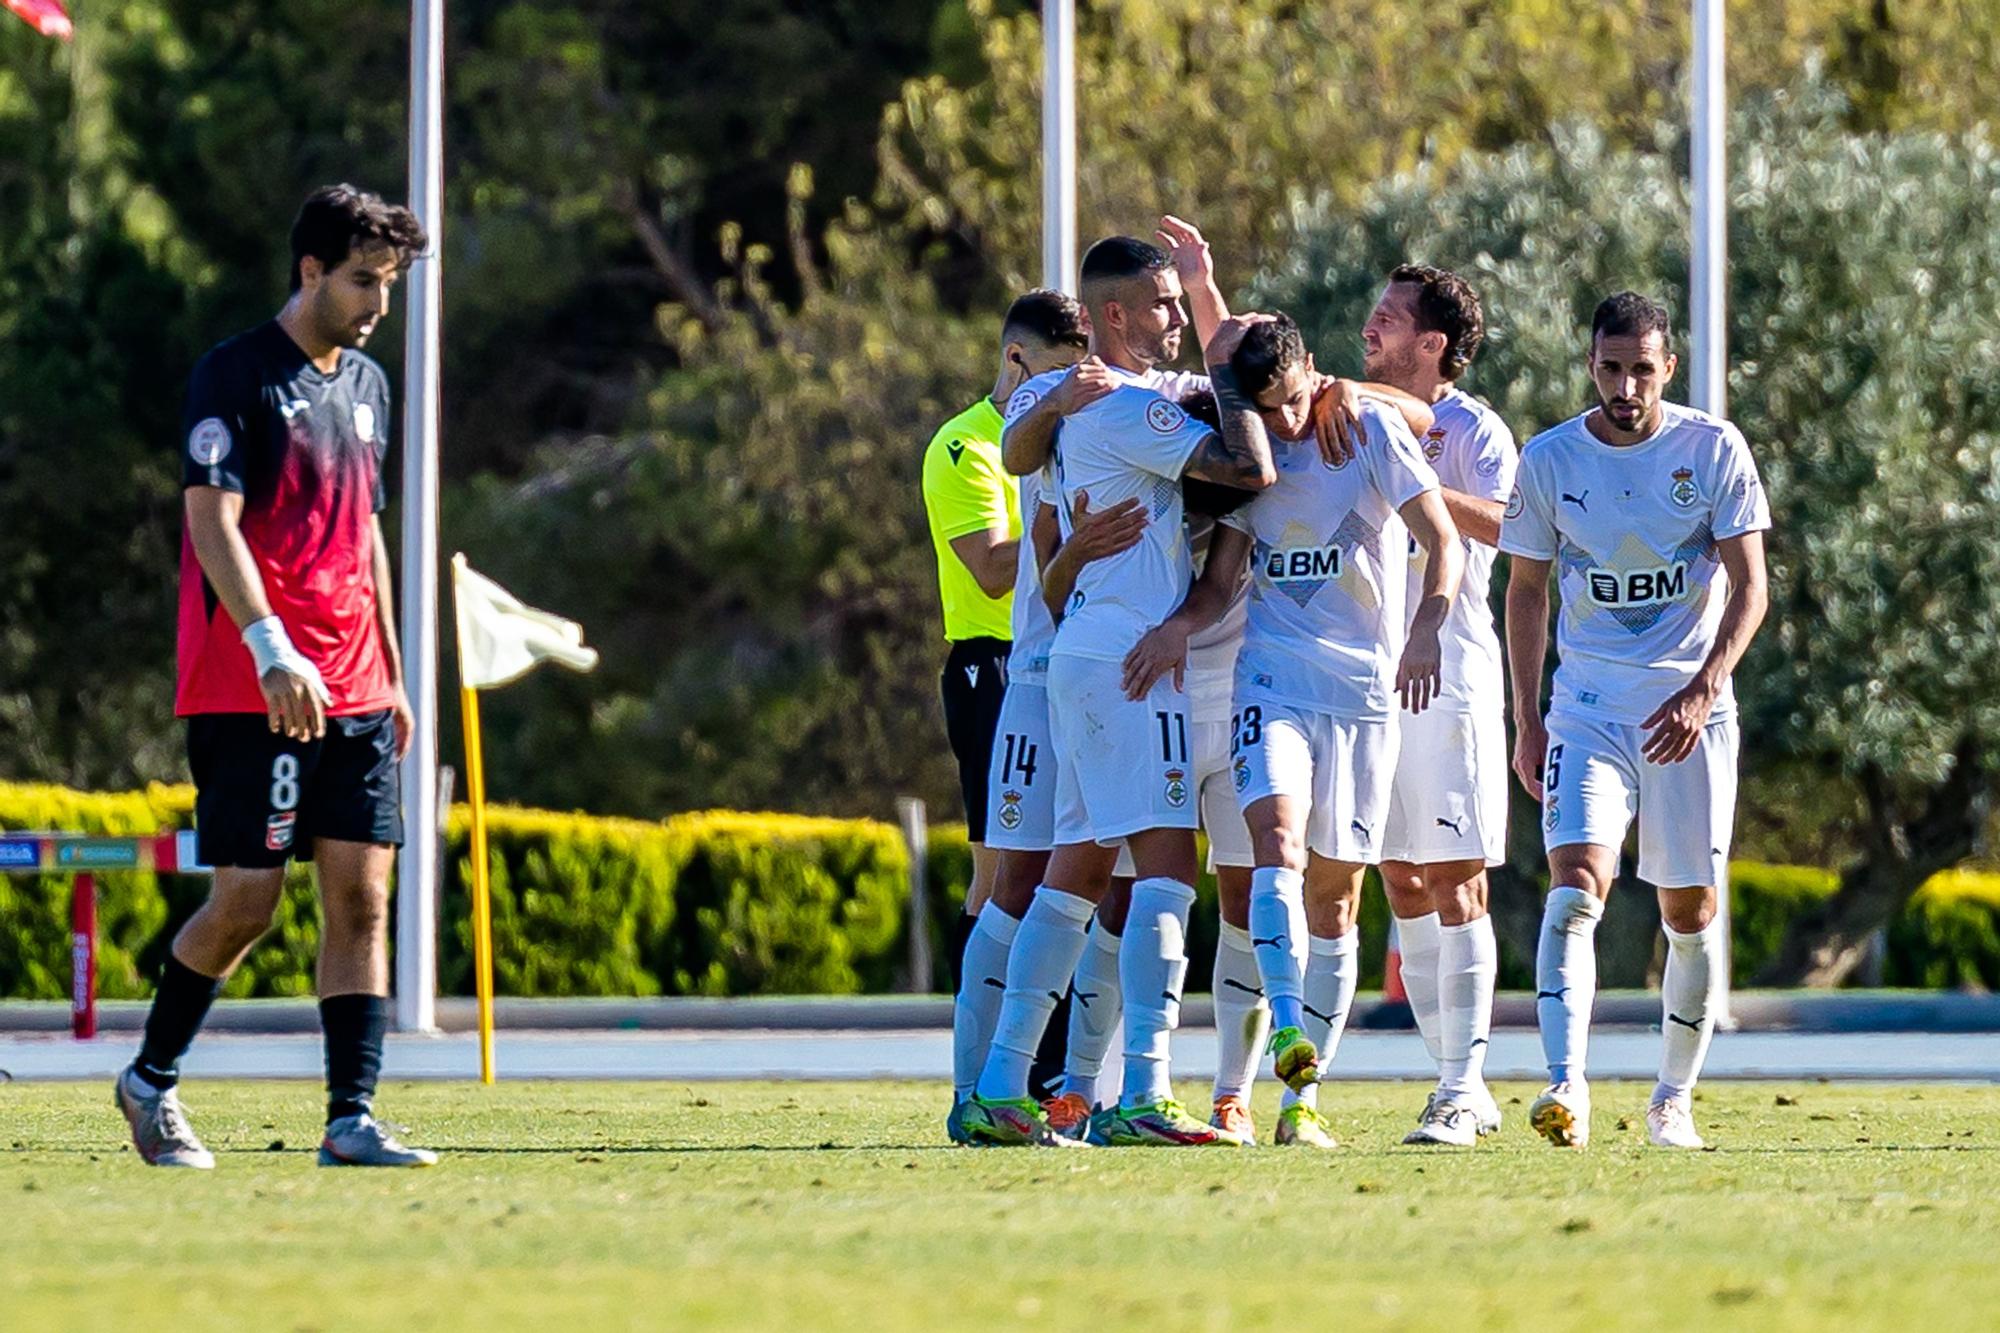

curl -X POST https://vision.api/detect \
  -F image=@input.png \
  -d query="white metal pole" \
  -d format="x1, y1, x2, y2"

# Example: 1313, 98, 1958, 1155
1042, 0, 1076, 295
394, 0, 444, 1034
1690, 0, 1730, 1022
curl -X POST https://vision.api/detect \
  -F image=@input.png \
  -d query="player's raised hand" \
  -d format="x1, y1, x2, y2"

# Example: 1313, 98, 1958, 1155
1311, 377, 1368, 468
1640, 679, 1717, 766
1052, 356, 1119, 415
1121, 618, 1190, 700
1155, 215, 1215, 286
1066, 490, 1149, 564
1396, 623, 1444, 715
1513, 713, 1548, 802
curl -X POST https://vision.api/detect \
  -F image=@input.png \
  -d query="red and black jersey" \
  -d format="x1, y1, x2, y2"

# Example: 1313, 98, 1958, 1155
175, 321, 396, 717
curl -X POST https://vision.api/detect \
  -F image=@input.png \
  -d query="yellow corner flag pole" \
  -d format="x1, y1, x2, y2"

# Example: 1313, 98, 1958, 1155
452, 551, 598, 1087
459, 681, 497, 1084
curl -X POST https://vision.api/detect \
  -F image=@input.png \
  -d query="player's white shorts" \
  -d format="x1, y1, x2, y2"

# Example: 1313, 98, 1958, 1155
1048, 654, 1200, 846
1230, 695, 1397, 864
1540, 708, 1739, 889
1382, 702, 1507, 867
986, 681, 1055, 852
1194, 717, 1253, 869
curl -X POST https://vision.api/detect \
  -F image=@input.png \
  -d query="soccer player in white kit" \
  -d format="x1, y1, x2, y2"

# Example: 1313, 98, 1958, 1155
948, 476, 1147, 1142
1500, 292, 1770, 1150
964, 236, 1278, 1148
1203, 316, 1466, 1148
1362, 266, 1519, 1147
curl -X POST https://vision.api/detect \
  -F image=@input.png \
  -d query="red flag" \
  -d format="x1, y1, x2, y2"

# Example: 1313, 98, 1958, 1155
5, 0, 73, 40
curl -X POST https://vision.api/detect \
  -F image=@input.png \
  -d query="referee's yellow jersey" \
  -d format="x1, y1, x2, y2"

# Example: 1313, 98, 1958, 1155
922, 397, 1019, 642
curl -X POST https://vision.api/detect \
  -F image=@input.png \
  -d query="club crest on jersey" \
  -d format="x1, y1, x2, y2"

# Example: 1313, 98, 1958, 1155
1145, 399, 1187, 434
1422, 428, 1447, 462
188, 418, 231, 466
1163, 768, 1188, 808
265, 812, 297, 852
1232, 755, 1250, 792
1006, 386, 1042, 419
1545, 802, 1560, 832
1670, 466, 1698, 508
997, 790, 1024, 832
1504, 487, 1525, 520
353, 402, 377, 443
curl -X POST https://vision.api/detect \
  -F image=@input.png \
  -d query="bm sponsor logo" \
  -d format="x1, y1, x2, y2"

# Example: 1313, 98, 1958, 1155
1264, 545, 1341, 582
1586, 562, 1688, 607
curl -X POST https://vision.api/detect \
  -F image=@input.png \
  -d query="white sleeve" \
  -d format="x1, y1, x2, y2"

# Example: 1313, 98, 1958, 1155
1103, 388, 1215, 479
1361, 406, 1440, 511
1712, 426, 1771, 540
1003, 371, 1064, 426
1497, 446, 1559, 560
1460, 415, 1518, 503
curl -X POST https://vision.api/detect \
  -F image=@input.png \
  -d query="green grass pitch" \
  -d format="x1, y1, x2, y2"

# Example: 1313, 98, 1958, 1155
6, 1079, 1998, 1329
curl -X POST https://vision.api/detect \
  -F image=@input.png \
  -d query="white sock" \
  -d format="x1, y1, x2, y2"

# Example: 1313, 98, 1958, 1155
1396, 911, 1443, 1065
974, 887, 1093, 1101
1280, 930, 1358, 1111
1211, 921, 1268, 1102
1654, 919, 1725, 1104
1437, 915, 1497, 1100
1062, 917, 1123, 1108
1536, 886, 1604, 1086
953, 908, 1018, 1099
1119, 877, 1197, 1109
1248, 866, 1309, 1032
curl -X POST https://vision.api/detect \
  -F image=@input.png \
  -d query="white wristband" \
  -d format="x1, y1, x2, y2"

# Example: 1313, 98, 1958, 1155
241, 615, 301, 678
241, 616, 333, 705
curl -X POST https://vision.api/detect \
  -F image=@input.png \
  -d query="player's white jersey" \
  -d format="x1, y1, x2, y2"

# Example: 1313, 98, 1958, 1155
1186, 517, 1250, 724
1405, 388, 1517, 707
1498, 401, 1770, 724
1005, 470, 1058, 684
1005, 366, 1217, 663
1224, 404, 1440, 720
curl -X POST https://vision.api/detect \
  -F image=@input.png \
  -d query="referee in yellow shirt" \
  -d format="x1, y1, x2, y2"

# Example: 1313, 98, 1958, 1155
923, 289, 1086, 978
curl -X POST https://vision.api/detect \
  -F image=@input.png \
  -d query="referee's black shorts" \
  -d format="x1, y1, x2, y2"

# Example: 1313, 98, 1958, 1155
939, 637, 1010, 843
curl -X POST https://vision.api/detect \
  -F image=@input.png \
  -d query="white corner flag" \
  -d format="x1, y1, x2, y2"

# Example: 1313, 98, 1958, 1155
452, 554, 600, 689
450, 552, 598, 1083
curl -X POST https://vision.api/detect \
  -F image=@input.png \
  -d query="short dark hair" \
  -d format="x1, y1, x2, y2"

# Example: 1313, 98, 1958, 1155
289, 184, 427, 291
1079, 236, 1169, 306
1591, 290, 1673, 350
1228, 312, 1310, 400
1389, 263, 1484, 380
1001, 288, 1087, 349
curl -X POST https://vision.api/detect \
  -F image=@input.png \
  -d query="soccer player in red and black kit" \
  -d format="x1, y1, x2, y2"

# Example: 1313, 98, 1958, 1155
115, 185, 435, 1168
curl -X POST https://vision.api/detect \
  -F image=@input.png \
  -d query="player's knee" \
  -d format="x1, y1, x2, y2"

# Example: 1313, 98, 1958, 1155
1428, 864, 1488, 925
1252, 822, 1306, 872
209, 889, 283, 947
325, 878, 392, 942
1381, 863, 1429, 919
1658, 886, 1718, 934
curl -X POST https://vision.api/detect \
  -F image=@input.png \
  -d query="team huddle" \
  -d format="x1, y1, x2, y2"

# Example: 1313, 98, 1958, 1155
927, 218, 1769, 1151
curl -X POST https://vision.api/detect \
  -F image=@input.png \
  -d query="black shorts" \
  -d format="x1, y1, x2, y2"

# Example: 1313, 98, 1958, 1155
185, 711, 404, 869
940, 637, 1009, 843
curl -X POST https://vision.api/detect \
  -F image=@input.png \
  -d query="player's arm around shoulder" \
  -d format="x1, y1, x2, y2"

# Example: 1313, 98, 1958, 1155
1001, 363, 1116, 475
1438, 411, 1519, 548
1180, 320, 1277, 490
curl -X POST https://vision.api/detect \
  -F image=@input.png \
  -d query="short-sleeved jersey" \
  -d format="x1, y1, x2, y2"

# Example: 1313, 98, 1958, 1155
1498, 401, 1771, 723
1006, 365, 1217, 663
921, 396, 1018, 642
1405, 388, 1518, 707
1006, 471, 1059, 683
176, 321, 395, 718
1225, 404, 1440, 720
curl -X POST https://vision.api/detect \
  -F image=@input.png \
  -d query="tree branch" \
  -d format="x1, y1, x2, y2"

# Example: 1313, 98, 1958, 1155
615, 180, 726, 334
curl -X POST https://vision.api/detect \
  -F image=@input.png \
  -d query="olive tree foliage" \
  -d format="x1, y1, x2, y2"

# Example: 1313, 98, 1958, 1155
1259, 75, 2000, 983
876, 0, 2000, 302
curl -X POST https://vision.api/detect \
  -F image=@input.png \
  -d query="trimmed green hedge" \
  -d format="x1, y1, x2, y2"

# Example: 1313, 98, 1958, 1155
5, 780, 2000, 996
